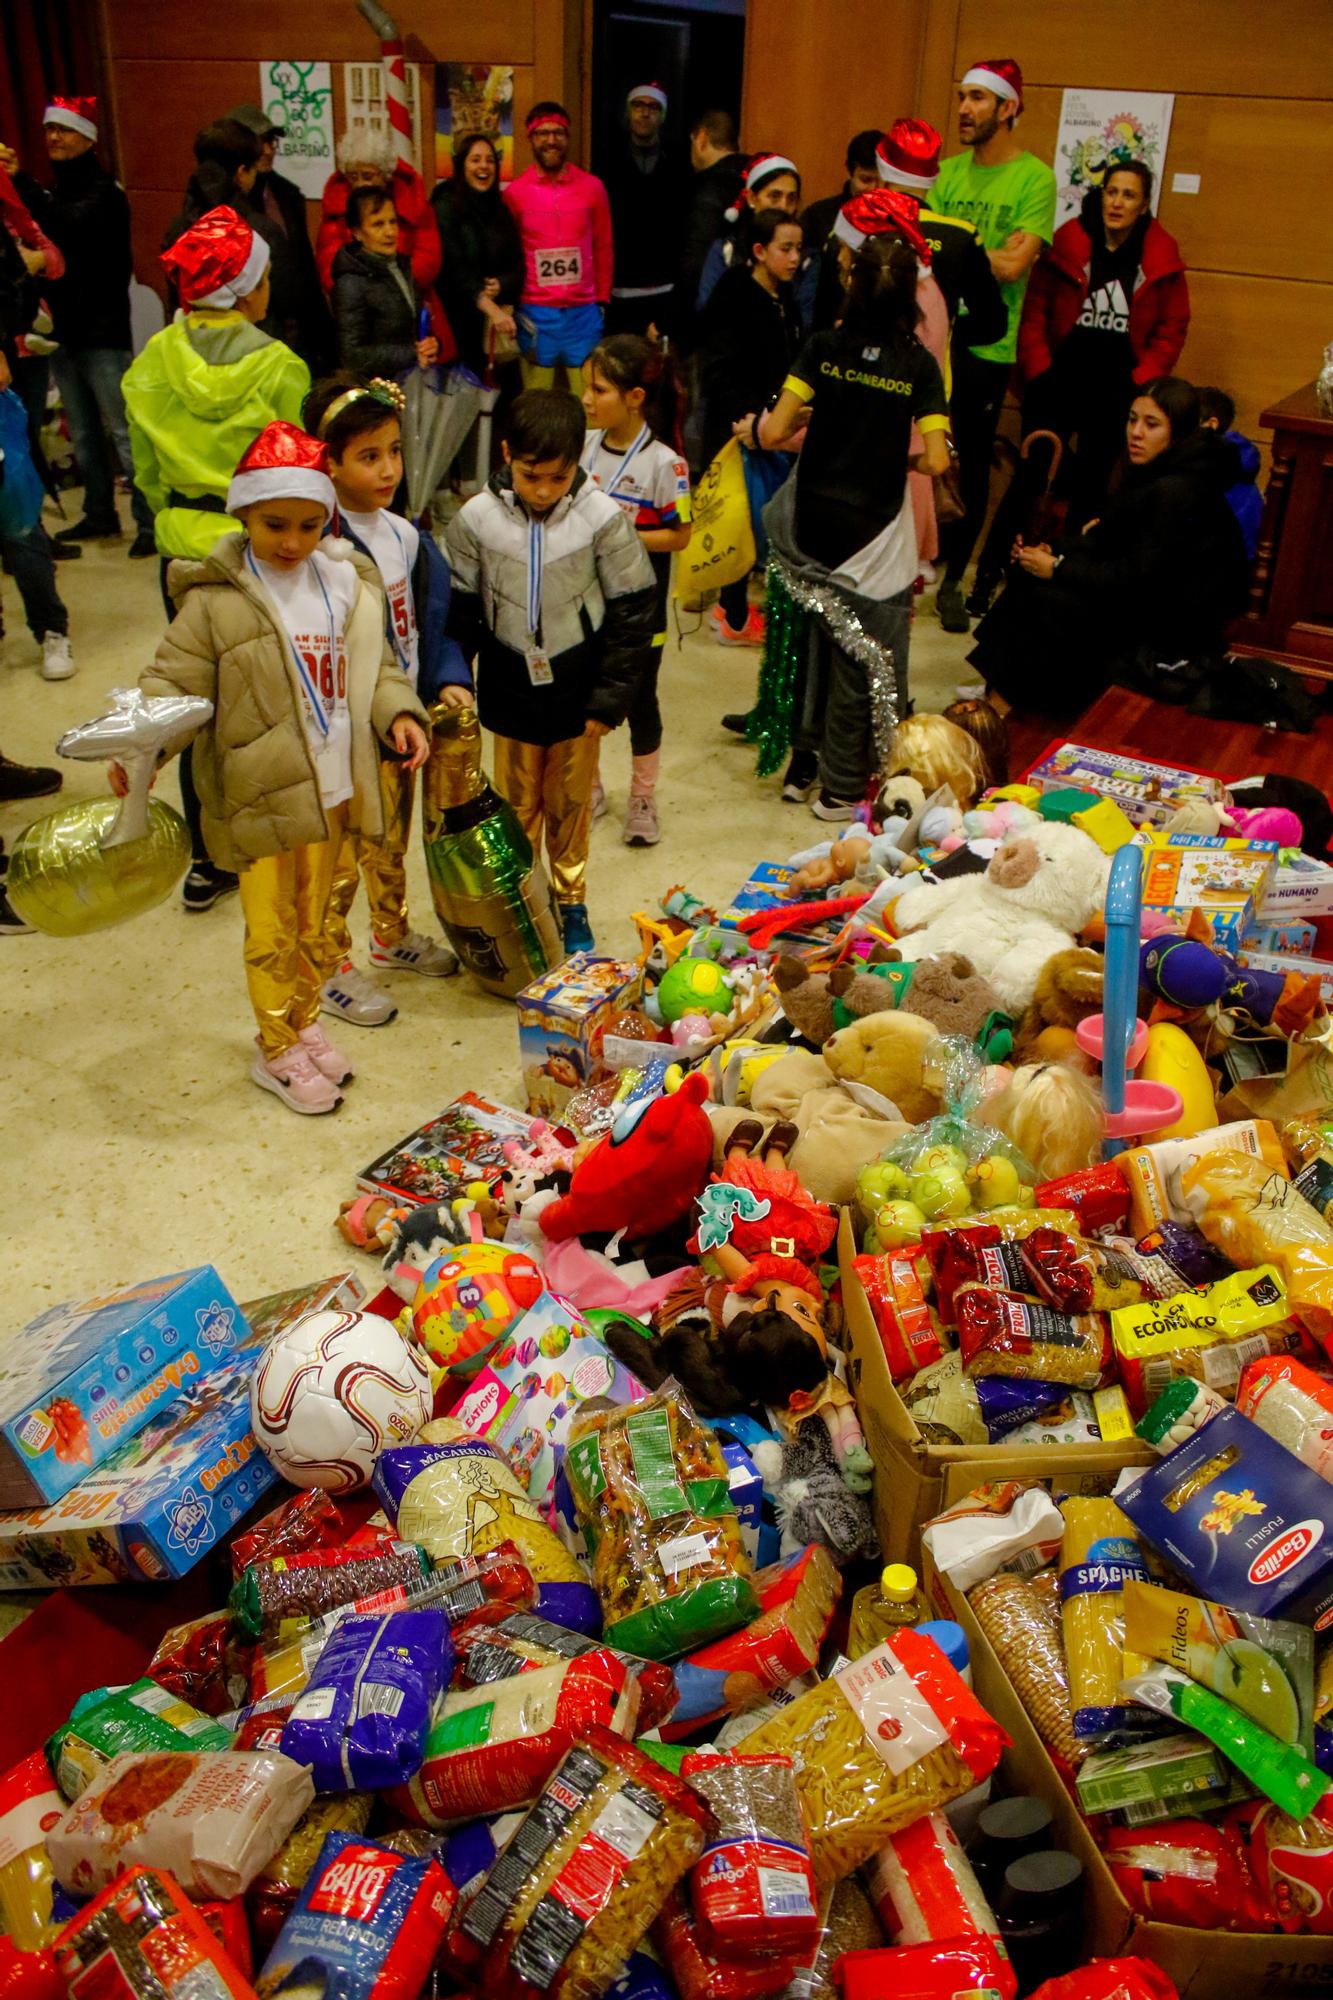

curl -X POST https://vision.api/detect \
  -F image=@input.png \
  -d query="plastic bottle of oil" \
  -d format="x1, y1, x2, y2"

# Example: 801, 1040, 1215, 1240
847, 1563, 925, 1657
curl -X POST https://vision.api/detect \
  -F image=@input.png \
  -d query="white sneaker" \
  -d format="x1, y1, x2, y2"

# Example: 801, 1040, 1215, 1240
369, 929, 459, 977
250, 1040, 342, 1114
40, 632, 74, 680
321, 959, 398, 1026
299, 1022, 354, 1085
623, 793, 660, 846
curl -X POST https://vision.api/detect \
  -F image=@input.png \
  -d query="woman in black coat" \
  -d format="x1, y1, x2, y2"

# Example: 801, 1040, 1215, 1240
430, 133, 524, 377
332, 185, 439, 378
969, 376, 1249, 721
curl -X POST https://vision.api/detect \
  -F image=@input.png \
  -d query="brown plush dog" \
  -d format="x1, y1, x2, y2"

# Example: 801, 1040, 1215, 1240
1012, 945, 1104, 1068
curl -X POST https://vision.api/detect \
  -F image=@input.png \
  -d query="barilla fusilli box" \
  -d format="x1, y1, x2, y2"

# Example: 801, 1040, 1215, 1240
1118, 1404, 1333, 1629
0, 1268, 248, 1509
257, 1830, 455, 1998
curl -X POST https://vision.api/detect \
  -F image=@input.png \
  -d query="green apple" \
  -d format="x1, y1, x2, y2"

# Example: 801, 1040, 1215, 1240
868, 1199, 930, 1248
909, 1168, 972, 1220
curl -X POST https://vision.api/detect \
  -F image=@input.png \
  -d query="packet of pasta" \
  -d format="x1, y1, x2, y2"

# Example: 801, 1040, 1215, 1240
460, 1727, 709, 2000
1182, 1149, 1333, 1346
957, 1290, 1110, 1388
968, 1571, 1084, 1771
454, 1610, 678, 1732
742, 1629, 1007, 1884
681, 1752, 820, 1958
1123, 1579, 1315, 1751
654, 1887, 800, 2000
657, 1543, 841, 1741
1059, 1498, 1154, 1744
1110, 1265, 1300, 1416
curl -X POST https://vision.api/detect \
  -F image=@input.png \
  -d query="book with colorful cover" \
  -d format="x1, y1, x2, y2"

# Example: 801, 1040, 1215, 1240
356, 1091, 531, 1204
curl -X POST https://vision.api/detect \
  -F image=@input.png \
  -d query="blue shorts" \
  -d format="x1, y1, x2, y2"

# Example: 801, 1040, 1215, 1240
517, 302, 604, 369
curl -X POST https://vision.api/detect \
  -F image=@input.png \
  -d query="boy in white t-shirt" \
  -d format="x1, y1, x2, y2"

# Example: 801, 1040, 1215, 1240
122, 422, 430, 1114
303, 377, 474, 1027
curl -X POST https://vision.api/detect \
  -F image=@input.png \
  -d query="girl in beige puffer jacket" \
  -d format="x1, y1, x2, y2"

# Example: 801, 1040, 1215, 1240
129, 422, 431, 1115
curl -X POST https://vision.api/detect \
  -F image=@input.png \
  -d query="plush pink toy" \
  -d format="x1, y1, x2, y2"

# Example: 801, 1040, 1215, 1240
1227, 805, 1304, 847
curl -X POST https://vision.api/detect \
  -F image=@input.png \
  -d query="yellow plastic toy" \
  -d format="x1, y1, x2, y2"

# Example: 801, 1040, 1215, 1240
1139, 1021, 1218, 1140
1072, 797, 1138, 855
990, 784, 1042, 808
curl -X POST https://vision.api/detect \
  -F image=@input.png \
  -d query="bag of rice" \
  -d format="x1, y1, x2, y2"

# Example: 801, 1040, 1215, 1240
47, 1681, 232, 1801
374, 1424, 599, 1634
256, 1830, 455, 2000
279, 1607, 451, 1792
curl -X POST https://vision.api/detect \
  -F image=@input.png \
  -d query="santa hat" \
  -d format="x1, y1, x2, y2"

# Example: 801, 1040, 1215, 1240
227, 422, 336, 519
961, 58, 1024, 113
43, 95, 98, 142
725, 152, 799, 223
833, 187, 930, 261
627, 82, 667, 113
876, 118, 942, 192
160, 206, 270, 310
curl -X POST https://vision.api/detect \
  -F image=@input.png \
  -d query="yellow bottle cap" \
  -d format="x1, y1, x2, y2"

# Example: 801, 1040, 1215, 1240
881, 1563, 918, 1602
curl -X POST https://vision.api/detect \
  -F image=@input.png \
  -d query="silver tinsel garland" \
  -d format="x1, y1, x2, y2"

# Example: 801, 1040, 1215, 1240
767, 549, 901, 769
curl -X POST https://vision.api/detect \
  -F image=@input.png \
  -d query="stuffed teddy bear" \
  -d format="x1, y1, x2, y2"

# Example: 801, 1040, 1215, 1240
1012, 945, 1105, 1067
821, 1008, 944, 1123
888, 823, 1110, 1015
751, 1422, 879, 1565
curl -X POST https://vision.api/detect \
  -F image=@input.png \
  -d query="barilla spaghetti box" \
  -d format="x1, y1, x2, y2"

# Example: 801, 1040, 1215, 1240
0, 1267, 249, 1510
1026, 743, 1223, 829
1139, 837, 1279, 952
516, 954, 640, 1116
258, 1831, 455, 1997
1118, 1403, 1333, 1628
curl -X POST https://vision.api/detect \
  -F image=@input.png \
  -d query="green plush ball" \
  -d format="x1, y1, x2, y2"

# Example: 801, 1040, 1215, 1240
657, 955, 734, 1024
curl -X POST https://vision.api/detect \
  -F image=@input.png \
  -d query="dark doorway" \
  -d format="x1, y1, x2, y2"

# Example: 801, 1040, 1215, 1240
590, 0, 746, 184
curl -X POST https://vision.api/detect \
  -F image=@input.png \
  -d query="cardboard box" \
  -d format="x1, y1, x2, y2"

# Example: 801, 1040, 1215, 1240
840, 1216, 1153, 1566
719, 862, 849, 947
1026, 743, 1224, 830
1243, 920, 1319, 958
1258, 853, 1333, 921
1240, 947, 1333, 1008
923, 1472, 1331, 2000
357, 1091, 531, 1203
0, 1273, 361, 1587
1139, 838, 1279, 952
0, 1268, 251, 1511
516, 954, 641, 1116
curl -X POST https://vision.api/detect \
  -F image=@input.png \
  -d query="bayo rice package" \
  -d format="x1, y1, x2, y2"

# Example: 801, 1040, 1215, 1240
374, 1426, 599, 1633
280, 1608, 451, 1792
256, 1829, 455, 2000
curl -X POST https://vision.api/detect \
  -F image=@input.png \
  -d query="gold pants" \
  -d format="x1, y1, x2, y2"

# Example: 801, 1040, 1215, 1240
323, 755, 415, 969
239, 803, 349, 1060
492, 731, 599, 905
520, 359, 588, 396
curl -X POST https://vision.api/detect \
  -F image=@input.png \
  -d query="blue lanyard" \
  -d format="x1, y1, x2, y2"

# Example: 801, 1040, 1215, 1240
527, 513, 544, 640
383, 516, 418, 674
247, 546, 336, 739
597, 425, 652, 507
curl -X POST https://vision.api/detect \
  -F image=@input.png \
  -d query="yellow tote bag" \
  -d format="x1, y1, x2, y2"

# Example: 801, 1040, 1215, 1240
674, 436, 756, 601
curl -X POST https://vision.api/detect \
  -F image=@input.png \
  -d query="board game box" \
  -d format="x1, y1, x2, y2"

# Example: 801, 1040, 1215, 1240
357, 1091, 531, 1204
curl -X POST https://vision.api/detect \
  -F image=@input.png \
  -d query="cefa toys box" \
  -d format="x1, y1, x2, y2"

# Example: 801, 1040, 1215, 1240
1139, 836, 1279, 951
448, 1289, 645, 1505
1118, 1403, 1333, 1628
1027, 743, 1224, 829
516, 954, 640, 1116
0, 1267, 249, 1510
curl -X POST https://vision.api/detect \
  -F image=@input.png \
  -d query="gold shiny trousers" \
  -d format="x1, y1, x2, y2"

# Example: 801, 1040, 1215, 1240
323, 754, 414, 968
239, 803, 349, 1059
491, 730, 599, 905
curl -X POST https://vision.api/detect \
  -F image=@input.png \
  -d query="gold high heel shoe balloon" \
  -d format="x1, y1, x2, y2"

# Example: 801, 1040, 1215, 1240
420, 703, 561, 996
7, 688, 212, 935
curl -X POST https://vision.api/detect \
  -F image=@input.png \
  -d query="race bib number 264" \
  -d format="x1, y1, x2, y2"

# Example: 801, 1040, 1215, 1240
536, 246, 582, 287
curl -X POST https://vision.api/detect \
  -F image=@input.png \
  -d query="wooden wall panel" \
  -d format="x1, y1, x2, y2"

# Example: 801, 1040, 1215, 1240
741, 0, 928, 206
952, 0, 1329, 99
1156, 99, 1333, 282
1168, 271, 1331, 447
107, 0, 534, 66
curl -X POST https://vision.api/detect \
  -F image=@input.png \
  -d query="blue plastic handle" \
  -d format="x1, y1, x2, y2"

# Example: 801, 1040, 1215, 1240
418, 304, 431, 339
1101, 843, 1143, 1158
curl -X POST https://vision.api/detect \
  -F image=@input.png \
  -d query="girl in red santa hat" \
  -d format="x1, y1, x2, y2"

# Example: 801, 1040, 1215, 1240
109, 420, 432, 1115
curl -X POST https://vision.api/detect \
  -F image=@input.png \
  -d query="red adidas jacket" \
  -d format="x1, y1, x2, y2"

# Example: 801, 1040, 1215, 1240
1017, 210, 1190, 389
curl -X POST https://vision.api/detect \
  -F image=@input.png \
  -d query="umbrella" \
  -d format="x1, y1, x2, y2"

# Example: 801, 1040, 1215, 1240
401, 359, 485, 518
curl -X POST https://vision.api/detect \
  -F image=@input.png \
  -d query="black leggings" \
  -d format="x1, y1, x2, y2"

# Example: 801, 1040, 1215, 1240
938, 347, 1013, 583
161, 556, 207, 865
627, 648, 663, 757
719, 575, 751, 630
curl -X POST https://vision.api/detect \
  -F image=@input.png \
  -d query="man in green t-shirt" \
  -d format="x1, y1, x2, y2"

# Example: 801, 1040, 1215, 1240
929, 57, 1055, 630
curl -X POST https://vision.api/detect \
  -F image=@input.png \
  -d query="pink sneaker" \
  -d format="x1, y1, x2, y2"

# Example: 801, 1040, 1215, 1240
250, 1040, 343, 1114
299, 1022, 354, 1085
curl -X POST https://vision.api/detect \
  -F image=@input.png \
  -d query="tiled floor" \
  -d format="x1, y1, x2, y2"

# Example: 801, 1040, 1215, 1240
1, 499, 979, 1315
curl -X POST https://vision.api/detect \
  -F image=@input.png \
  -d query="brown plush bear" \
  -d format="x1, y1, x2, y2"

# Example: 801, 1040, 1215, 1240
902, 953, 1004, 1042
773, 956, 839, 1045
822, 1009, 944, 1123
1012, 945, 1104, 1068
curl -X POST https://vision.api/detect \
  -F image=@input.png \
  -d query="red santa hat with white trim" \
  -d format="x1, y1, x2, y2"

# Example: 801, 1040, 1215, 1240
725, 152, 800, 223
227, 422, 336, 520
960, 58, 1024, 113
160, 207, 271, 310
43, 94, 98, 141
627, 82, 667, 112
833, 187, 931, 261
876, 119, 942, 192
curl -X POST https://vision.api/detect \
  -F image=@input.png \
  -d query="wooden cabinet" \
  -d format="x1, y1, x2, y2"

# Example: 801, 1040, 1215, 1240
1230, 382, 1333, 681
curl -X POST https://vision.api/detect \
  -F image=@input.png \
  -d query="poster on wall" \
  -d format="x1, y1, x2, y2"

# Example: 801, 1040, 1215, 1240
1053, 89, 1174, 225
258, 60, 336, 199
434, 64, 514, 183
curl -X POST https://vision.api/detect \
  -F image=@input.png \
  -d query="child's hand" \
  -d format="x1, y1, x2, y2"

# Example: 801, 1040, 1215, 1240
416, 337, 439, 369
390, 715, 431, 770
583, 719, 611, 740
439, 685, 475, 711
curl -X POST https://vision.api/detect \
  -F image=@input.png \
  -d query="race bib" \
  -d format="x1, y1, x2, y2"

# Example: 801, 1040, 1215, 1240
536, 246, 582, 288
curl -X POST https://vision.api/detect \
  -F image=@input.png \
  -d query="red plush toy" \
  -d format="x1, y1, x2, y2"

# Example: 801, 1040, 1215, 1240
539, 1071, 715, 1243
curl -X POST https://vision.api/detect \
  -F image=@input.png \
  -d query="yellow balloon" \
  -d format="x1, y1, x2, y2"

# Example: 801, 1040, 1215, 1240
7, 797, 191, 936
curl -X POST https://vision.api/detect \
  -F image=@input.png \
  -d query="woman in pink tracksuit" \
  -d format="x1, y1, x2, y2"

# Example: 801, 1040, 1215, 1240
504, 101, 613, 391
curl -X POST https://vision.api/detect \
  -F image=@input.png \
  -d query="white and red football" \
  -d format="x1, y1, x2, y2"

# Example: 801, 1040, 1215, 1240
249, 1307, 432, 1492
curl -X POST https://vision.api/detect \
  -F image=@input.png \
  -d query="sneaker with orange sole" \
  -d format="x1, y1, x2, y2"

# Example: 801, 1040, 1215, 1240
710, 604, 765, 647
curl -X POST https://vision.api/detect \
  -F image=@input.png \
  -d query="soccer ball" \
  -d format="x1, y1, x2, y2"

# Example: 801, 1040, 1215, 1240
249, 1307, 433, 1493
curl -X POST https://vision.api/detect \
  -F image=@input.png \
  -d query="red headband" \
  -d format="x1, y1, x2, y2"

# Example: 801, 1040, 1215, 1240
527, 110, 570, 133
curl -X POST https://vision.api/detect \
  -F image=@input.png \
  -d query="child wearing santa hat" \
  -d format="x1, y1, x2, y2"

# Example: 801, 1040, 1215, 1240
117, 420, 431, 1114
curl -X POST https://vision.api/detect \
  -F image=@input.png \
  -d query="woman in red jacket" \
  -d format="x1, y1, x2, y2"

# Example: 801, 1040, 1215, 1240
316, 127, 441, 296
969, 161, 1188, 611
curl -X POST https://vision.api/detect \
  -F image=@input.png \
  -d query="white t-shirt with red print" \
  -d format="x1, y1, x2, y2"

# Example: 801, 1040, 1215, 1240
250, 547, 358, 810
342, 507, 421, 690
